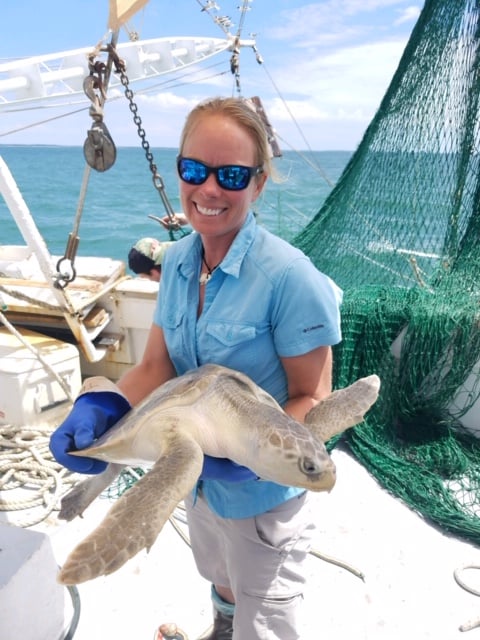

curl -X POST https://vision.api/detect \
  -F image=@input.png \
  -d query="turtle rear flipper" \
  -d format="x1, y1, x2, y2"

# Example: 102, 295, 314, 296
59, 463, 125, 521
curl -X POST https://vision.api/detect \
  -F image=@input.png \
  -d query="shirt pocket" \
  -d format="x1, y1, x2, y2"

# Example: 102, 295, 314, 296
206, 322, 256, 346
162, 310, 194, 372
203, 322, 258, 368
162, 308, 184, 332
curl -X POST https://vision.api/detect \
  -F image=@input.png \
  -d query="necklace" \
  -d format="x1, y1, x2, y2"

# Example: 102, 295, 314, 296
199, 250, 221, 285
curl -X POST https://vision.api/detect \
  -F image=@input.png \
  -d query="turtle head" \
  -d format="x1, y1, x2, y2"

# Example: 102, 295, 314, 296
260, 445, 337, 491
243, 415, 337, 492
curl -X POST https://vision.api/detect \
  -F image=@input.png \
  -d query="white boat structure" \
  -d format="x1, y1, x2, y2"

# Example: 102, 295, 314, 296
2, 1, 480, 639
0, 36, 233, 111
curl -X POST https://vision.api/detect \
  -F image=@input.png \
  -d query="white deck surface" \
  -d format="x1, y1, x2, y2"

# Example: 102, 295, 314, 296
10, 447, 480, 639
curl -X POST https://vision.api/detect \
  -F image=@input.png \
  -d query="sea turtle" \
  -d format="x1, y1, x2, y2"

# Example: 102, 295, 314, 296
56, 363, 380, 585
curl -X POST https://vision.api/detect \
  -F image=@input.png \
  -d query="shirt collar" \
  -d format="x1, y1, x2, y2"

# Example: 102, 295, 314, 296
178, 212, 256, 280
220, 212, 256, 278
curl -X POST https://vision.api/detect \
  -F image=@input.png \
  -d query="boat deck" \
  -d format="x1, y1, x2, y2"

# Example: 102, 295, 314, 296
3, 446, 479, 640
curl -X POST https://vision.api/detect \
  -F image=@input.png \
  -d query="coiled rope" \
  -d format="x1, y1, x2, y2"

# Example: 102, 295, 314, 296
0, 423, 79, 527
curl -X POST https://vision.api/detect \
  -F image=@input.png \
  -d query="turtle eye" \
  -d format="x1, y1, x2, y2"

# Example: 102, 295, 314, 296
300, 457, 321, 475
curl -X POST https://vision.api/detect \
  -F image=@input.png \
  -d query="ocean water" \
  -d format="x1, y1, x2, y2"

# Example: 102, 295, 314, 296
0, 145, 351, 265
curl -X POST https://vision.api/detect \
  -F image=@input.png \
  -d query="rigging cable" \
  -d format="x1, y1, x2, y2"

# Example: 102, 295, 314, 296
0, 61, 230, 139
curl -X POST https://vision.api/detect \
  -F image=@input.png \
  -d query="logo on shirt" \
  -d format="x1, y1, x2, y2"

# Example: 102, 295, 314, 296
303, 323, 325, 333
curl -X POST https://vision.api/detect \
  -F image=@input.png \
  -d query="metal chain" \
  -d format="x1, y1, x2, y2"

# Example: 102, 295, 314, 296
115, 60, 177, 224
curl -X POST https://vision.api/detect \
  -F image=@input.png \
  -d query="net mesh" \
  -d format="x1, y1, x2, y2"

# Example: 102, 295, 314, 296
294, 0, 480, 545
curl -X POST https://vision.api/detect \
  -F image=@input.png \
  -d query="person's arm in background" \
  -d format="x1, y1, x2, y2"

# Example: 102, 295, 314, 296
155, 213, 189, 230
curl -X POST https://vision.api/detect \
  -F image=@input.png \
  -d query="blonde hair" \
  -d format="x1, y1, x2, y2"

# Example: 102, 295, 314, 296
179, 97, 276, 181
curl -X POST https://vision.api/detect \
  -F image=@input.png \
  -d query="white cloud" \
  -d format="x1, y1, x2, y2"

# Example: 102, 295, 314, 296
246, 0, 420, 148
139, 92, 192, 109
268, 98, 330, 122
395, 5, 422, 25
265, 0, 420, 48
265, 38, 407, 117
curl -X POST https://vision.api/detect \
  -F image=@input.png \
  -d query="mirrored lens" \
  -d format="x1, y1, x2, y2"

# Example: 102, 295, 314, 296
178, 158, 207, 185
217, 166, 250, 190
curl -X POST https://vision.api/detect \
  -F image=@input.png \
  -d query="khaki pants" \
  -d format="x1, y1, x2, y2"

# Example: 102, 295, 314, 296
184, 489, 315, 639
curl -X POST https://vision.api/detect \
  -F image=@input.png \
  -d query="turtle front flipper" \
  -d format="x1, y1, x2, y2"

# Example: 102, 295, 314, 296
305, 375, 381, 442
57, 434, 204, 585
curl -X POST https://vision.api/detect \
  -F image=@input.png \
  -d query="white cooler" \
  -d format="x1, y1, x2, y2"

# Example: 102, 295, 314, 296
0, 327, 81, 426
0, 522, 65, 640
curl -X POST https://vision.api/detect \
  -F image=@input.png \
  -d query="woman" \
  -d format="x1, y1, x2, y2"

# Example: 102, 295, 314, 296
50, 97, 342, 640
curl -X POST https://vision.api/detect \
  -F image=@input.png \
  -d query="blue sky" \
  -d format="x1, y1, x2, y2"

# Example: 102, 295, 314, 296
0, 0, 422, 150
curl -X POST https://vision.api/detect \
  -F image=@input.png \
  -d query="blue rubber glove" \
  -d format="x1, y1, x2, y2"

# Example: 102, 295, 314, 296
49, 391, 131, 474
200, 455, 258, 482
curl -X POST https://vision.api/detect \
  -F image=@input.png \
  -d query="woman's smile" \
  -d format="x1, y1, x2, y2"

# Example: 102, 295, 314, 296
195, 203, 225, 217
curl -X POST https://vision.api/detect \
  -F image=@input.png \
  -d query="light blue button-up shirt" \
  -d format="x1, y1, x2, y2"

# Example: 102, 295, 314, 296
154, 212, 342, 518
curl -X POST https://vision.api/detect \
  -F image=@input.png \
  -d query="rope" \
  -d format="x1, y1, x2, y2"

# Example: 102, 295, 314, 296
454, 565, 480, 632
0, 284, 63, 311
0, 106, 89, 138
168, 499, 365, 579
0, 423, 79, 527
171, 502, 366, 579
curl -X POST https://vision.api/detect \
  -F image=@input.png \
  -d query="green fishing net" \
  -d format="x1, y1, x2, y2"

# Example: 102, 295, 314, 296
294, 0, 480, 545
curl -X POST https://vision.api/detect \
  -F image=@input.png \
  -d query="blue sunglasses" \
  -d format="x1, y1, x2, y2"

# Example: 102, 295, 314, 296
177, 156, 263, 191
